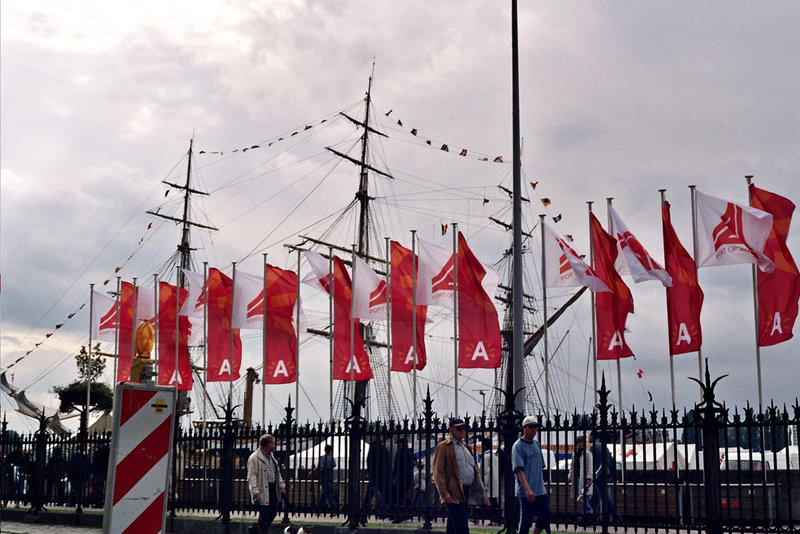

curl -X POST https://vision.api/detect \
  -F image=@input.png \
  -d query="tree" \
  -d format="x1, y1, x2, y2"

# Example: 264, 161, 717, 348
52, 344, 113, 416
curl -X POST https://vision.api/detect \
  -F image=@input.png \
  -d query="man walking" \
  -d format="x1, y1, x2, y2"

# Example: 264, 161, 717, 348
247, 434, 286, 534
432, 418, 488, 534
512, 416, 551, 534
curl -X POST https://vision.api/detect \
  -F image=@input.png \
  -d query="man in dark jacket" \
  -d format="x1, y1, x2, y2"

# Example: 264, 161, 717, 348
67, 446, 92, 501
392, 437, 415, 521
589, 430, 617, 522
45, 447, 68, 500
364, 432, 391, 517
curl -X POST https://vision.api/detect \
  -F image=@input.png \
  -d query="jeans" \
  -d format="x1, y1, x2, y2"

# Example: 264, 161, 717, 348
445, 485, 470, 534
517, 493, 551, 534
590, 481, 616, 521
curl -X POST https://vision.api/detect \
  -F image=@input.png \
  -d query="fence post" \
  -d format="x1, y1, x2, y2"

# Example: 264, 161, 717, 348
219, 400, 238, 524
422, 387, 435, 530
29, 412, 50, 514
345, 394, 366, 530
281, 397, 295, 526
689, 360, 726, 534
596, 373, 612, 534
498, 385, 524, 534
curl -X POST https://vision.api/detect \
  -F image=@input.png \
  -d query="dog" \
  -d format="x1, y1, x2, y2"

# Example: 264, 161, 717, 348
284, 525, 313, 534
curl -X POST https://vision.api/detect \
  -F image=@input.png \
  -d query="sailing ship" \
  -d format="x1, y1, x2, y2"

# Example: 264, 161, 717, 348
1, 71, 588, 432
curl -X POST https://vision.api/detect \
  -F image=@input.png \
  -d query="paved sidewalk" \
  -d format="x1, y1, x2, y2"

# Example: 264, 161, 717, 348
0, 523, 101, 534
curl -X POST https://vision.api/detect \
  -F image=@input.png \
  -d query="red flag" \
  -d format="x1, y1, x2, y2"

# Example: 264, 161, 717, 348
662, 202, 704, 355
115, 281, 140, 383
591, 214, 634, 360
456, 232, 502, 369
390, 241, 427, 372
262, 265, 301, 384
206, 268, 242, 382
156, 282, 193, 391
749, 185, 800, 346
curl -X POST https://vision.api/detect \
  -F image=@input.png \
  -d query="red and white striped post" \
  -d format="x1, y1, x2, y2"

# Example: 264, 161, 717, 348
103, 382, 176, 534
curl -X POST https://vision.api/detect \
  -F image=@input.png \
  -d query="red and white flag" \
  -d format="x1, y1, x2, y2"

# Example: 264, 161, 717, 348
543, 222, 610, 292
179, 269, 205, 318
262, 265, 304, 384
231, 270, 264, 330
417, 237, 499, 308
662, 201, 704, 355
591, 214, 634, 360
456, 232, 502, 369
115, 281, 155, 383
205, 268, 242, 382
303, 251, 372, 381
417, 238, 455, 308
390, 241, 427, 372
92, 289, 118, 342
156, 282, 193, 391
609, 205, 672, 287
352, 255, 387, 322
695, 189, 774, 273
749, 184, 800, 346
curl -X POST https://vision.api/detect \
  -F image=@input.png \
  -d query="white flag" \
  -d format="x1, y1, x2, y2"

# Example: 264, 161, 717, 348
232, 271, 264, 330
543, 222, 610, 292
695, 189, 774, 273
302, 250, 331, 293
352, 255, 387, 322
417, 238, 454, 308
91, 289, 117, 342
179, 269, 206, 318
609, 205, 672, 287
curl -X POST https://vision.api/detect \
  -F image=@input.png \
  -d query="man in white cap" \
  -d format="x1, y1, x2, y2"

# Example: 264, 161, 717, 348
512, 416, 551, 534
432, 418, 489, 534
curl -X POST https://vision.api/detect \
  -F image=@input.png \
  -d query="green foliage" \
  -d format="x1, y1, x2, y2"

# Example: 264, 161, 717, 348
52, 380, 113, 414
51, 343, 112, 415
75, 343, 106, 382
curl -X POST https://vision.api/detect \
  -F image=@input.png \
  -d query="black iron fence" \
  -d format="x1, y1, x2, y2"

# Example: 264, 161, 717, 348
2, 368, 799, 533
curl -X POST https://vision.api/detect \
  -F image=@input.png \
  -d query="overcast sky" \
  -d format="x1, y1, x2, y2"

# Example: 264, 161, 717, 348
2, 1, 799, 433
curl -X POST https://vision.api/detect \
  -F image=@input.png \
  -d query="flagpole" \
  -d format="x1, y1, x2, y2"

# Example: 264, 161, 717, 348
175, 266, 180, 393
385, 237, 392, 421
230, 262, 236, 407
87, 284, 94, 433
202, 262, 208, 428
328, 248, 334, 424
153, 274, 159, 379
587, 202, 598, 407
295, 249, 301, 422
131, 277, 138, 378
350, 245, 357, 403
262, 253, 268, 430
688, 185, 704, 389
452, 222, 459, 417
606, 198, 623, 411
539, 214, 550, 417
113, 276, 121, 385
744, 175, 764, 411
411, 229, 418, 420
659, 189, 676, 410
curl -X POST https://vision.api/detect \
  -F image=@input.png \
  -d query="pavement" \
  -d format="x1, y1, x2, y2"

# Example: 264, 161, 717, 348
0, 524, 101, 534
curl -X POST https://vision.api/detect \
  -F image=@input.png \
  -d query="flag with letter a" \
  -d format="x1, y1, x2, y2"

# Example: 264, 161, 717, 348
303, 251, 372, 381
749, 184, 800, 346
543, 222, 610, 292
695, 189, 774, 273
156, 282, 193, 391
662, 201, 704, 355
262, 265, 303, 384
591, 214, 634, 360
206, 268, 242, 382
609, 205, 672, 286
456, 232, 502, 369
390, 241, 427, 372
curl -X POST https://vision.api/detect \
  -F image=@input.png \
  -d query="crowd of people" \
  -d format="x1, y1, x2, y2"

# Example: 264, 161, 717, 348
1, 441, 110, 508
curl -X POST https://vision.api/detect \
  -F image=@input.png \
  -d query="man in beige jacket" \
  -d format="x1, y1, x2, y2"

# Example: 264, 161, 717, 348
247, 434, 286, 534
433, 418, 489, 534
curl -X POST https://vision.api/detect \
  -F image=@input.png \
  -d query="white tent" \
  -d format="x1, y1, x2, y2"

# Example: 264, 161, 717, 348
774, 446, 799, 470
287, 439, 371, 470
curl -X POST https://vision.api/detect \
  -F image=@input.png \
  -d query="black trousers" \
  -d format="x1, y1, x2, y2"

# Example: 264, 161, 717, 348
257, 483, 279, 534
